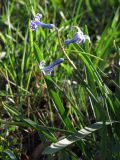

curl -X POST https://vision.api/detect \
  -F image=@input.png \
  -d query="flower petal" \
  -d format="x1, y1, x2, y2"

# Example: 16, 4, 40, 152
64, 38, 75, 45
34, 13, 42, 21
45, 58, 64, 69
39, 61, 45, 69
30, 20, 38, 31
35, 21, 55, 29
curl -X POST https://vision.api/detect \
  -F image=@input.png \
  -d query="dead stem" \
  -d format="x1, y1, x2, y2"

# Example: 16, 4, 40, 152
55, 27, 77, 70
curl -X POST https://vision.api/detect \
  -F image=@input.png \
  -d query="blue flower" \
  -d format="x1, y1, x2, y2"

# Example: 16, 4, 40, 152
39, 58, 64, 75
64, 26, 90, 45
30, 13, 55, 31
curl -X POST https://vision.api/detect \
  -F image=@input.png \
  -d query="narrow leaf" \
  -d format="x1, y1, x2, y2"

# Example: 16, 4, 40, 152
43, 121, 118, 154
45, 76, 75, 131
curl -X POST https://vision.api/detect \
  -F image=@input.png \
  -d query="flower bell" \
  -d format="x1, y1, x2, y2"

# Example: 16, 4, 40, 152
39, 58, 64, 75
30, 13, 55, 31
64, 26, 90, 45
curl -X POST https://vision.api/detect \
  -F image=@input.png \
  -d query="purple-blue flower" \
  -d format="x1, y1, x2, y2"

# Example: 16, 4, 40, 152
30, 13, 55, 31
39, 58, 64, 75
64, 26, 90, 45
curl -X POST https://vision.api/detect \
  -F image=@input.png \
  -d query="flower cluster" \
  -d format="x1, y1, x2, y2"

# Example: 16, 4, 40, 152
30, 13, 90, 75
64, 26, 90, 45
30, 13, 55, 31
39, 58, 64, 75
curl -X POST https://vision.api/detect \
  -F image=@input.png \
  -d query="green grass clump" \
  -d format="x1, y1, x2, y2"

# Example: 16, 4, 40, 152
0, 0, 120, 160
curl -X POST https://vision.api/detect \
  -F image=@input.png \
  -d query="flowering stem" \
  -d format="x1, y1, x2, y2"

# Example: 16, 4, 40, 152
55, 27, 77, 70
55, 28, 98, 103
